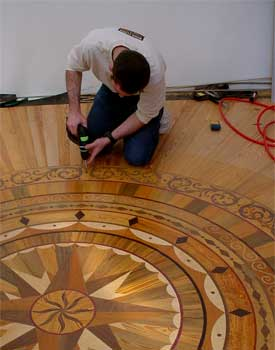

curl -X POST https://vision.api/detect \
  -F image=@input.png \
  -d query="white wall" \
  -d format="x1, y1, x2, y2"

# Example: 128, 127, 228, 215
1, 0, 274, 97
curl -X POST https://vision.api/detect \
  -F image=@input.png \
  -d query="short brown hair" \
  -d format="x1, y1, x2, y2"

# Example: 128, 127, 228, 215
112, 50, 150, 94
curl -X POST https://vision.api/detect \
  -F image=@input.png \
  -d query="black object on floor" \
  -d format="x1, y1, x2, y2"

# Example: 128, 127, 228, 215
0, 94, 17, 106
210, 122, 221, 131
192, 84, 257, 104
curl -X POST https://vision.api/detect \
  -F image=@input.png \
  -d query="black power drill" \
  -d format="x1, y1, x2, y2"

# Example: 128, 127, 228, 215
77, 124, 90, 167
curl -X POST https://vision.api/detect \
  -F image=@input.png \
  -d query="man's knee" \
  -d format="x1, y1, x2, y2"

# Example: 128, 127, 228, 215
124, 148, 152, 166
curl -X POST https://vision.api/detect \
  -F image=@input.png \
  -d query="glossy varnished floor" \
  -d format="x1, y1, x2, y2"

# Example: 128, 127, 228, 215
0, 97, 274, 350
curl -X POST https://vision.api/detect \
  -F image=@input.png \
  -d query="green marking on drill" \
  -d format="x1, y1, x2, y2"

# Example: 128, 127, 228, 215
80, 136, 89, 142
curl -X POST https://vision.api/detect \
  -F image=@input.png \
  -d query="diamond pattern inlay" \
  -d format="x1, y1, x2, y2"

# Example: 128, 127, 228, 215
212, 266, 228, 273
259, 307, 267, 319
176, 236, 188, 244
20, 216, 30, 225
220, 249, 230, 257
252, 290, 261, 301
205, 239, 215, 245
128, 217, 138, 226
230, 308, 251, 317
261, 325, 270, 338
233, 262, 242, 270
75, 210, 85, 220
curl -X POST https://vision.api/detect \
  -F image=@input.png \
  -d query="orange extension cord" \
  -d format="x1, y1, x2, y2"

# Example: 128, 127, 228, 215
218, 97, 275, 161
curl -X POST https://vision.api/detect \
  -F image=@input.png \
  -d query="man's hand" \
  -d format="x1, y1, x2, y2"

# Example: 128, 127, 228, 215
66, 111, 87, 136
85, 137, 111, 166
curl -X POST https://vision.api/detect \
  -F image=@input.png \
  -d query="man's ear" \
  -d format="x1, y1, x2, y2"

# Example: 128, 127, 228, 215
109, 63, 113, 72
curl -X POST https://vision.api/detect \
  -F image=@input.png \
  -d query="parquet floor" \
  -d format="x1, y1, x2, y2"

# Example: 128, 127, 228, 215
0, 98, 274, 350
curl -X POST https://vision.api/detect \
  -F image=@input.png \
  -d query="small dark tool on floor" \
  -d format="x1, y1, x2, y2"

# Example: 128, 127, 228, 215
193, 91, 221, 104
0, 94, 28, 107
192, 83, 257, 104
210, 121, 221, 131
78, 124, 90, 169
0, 94, 17, 106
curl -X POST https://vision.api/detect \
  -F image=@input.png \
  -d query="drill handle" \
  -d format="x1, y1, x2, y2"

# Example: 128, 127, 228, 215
77, 124, 90, 160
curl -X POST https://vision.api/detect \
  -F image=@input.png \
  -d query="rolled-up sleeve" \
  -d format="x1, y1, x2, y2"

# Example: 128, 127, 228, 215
135, 78, 166, 124
66, 40, 92, 72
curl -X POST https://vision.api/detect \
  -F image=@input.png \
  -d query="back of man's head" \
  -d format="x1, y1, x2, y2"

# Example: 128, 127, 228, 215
112, 50, 150, 94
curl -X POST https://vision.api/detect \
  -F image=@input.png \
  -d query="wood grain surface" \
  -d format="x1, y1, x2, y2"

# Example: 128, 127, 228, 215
0, 98, 274, 350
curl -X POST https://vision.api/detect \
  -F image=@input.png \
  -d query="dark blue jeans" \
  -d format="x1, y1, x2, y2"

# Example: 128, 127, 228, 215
87, 84, 162, 166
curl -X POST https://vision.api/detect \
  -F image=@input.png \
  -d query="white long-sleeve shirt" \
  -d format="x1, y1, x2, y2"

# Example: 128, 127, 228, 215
66, 27, 167, 125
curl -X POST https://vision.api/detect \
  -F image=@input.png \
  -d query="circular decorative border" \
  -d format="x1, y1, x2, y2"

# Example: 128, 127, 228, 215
0, 167, 274, 350
0, 166, 273, 235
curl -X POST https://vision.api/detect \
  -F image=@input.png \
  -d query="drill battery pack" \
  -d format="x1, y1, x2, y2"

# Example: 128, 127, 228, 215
77, 124, 90, 160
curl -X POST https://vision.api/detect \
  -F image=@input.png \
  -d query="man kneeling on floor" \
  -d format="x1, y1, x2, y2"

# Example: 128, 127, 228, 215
65, 27, 170, 166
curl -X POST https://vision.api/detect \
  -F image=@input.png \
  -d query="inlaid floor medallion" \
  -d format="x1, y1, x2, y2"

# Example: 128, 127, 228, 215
0, 166, 274, 350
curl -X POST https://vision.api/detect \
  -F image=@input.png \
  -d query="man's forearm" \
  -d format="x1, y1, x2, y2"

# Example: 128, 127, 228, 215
112, 113, 144, 140
66, 70, 82, 112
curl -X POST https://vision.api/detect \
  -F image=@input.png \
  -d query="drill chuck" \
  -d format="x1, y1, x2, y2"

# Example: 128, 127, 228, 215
77, 124, 90, 160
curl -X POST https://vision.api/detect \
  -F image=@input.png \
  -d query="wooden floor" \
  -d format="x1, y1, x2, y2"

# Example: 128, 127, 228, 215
0, 97, 274, 350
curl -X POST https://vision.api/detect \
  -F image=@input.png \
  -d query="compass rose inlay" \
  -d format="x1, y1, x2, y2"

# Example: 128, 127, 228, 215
31, 290, 96, 334
0, 237, 189, 350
